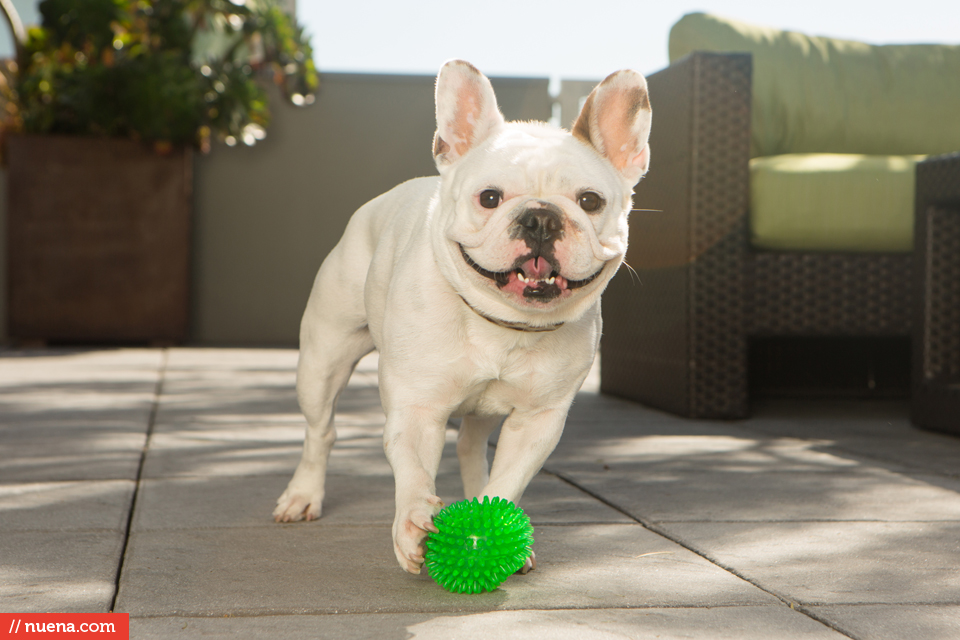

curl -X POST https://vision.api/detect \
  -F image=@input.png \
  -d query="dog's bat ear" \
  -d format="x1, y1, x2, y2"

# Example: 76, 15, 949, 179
572, 70, 652, 185
433, 60, 505, 168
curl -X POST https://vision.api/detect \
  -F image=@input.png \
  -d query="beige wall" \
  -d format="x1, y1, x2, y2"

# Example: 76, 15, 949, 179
191, 73, 551, 345
0, 72, 553, 346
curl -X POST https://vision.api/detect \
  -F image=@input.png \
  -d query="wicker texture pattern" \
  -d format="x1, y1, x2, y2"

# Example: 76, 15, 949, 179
913, 154, 960, 434
687, 54, 752, 417
923, 208, 960, 380
749, 253, 913, 336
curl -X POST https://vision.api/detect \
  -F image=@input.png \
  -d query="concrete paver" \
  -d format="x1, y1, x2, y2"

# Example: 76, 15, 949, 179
130, 607, 850, 639
130, 471, 633, 531
809, 605, 960, 639
114, 523, 776, 617
0, 530, 125, 612
0, 349, 161, 483
742, 399, 960, 477
0, 349, 161, 613
0, 481, 134, 532
548, 465, 960, 522
3, 347, 960, 639
664, 521, 960, 605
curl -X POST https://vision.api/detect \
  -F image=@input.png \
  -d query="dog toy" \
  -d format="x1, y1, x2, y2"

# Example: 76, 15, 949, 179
425, 496, 534, 594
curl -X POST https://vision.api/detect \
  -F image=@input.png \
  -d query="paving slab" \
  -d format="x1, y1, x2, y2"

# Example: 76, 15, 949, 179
0, 480, 134, 532
130, 471, 632, 531
139, 429, 307, 479
164, 347, 300, 370
130, 606, 849, 639
0, 348, 161, 483
153, 370, 303, 427
7, 346, 960, 639
0, 349, 163, 615
0, 349, 162, 421
662, 521, 960, 605
0, 530, 125, 613
0, 347, 163, 383
140, 419, 389, 479
808, 604, 960, 640
745, 399, 960, 477
114, 524, 775, 617
546, 465, 960, 523
554, 429, 860, 469
141, 350, 384, 480
0, 429, 148, 483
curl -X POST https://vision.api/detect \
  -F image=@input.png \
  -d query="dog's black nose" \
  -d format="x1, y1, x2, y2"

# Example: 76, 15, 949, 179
516, 208, 563, 248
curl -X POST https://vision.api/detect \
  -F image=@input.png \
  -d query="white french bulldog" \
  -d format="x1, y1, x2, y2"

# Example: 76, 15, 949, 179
274, 60, 651, 575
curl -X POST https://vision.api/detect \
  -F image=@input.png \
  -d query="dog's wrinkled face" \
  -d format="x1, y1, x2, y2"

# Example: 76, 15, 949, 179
446, 125, 630, 305
431, 61, 651, 327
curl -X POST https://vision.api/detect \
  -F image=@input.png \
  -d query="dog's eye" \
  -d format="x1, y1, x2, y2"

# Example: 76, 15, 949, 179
479, 189, 502, 209
579, 191, 603, 212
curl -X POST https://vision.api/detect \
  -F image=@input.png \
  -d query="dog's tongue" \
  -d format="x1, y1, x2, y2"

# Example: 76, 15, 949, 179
521, 256, 552, 280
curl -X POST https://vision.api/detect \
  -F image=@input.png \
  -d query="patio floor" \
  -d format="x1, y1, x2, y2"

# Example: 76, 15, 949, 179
2, 347, 959, 639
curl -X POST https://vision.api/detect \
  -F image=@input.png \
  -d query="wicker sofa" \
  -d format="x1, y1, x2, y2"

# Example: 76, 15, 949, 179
600, 14, 960, 419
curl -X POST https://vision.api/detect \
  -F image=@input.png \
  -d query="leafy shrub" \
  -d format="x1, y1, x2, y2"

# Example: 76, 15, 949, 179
3, 0, 318, 151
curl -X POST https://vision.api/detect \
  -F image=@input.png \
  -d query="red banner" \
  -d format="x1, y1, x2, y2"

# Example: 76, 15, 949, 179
2, 614, 129, 639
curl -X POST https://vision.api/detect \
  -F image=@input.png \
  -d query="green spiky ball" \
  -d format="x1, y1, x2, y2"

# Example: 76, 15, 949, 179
425, 496, 534, 594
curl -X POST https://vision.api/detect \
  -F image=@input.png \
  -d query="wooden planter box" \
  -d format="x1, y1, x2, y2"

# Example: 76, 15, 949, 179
6, 134, 193, 344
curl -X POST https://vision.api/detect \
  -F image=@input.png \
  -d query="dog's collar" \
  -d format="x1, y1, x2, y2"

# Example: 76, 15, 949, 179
458, 296, 564, 333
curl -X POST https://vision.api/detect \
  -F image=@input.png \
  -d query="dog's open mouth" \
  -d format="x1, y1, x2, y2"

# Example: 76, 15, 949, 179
459, 244, 603, 301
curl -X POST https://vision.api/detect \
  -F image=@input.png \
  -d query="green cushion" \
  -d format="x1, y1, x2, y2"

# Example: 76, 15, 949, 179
669, 13, 960, 158
750, 154, 923, 253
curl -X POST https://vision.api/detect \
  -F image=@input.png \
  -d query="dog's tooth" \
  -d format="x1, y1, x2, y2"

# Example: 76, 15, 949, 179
547, 277, 555, 285
517, 272, 528, 283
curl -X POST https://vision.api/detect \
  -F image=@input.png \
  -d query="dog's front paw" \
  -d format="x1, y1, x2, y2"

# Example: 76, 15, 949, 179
392, 495, 444, 574
273, 489, 322, 522
273, 469, 324, 523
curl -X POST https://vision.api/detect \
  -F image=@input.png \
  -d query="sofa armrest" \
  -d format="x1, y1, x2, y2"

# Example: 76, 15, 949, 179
913, 152, 960, 432
600, 52, 753, 418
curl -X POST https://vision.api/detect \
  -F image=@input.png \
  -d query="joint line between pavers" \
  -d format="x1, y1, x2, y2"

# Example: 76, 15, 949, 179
793, 604, 867, 640
542, 467, 860, 640
110, 347, 169, 613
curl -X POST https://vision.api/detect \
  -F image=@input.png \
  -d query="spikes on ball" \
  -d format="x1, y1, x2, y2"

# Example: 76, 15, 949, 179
425, 496, 535, 594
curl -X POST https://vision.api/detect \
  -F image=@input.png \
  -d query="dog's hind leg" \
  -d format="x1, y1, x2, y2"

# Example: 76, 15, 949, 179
457, 414, 502, 500
274, 242, 375, 523
274, 322, 374, 522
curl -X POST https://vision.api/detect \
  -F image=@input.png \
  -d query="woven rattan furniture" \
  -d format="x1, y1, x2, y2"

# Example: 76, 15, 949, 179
912, 154, 960, 435
600, 52, 923, 418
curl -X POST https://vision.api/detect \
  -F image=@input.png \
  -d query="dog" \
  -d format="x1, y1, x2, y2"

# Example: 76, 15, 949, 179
274, 60, 651, 575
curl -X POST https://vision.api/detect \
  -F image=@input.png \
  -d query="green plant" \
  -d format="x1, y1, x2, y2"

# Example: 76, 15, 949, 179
0, 0, 318, 151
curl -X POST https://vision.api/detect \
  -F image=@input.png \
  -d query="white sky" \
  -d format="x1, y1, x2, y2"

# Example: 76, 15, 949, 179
300, 0, 960, 80
1, 1, 958, 81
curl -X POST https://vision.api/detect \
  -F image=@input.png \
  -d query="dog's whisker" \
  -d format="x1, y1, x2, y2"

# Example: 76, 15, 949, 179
622, 260, 641, 286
